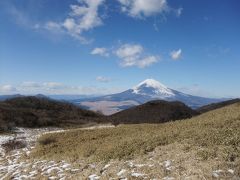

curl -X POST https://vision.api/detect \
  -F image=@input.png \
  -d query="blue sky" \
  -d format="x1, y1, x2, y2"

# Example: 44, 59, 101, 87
0, 0, 239, 97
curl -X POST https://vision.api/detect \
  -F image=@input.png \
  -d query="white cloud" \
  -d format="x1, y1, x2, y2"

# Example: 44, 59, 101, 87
91, 44, 159, 68
62, 18, 76, 31
115, 44, 159, 68
96, 76, 111, 82
136, 56, 158, 68
45, 21, 63, 33
116, 44, 143, 58
118, 0, 183, 19
0, 85, 16, 92
45, 0, 105, 42
170, 49, 182, 60
0, 81, 119, 95
21, 81, 42, 88
118, 0, 168, 18
91, 47, 109, 57
43, 82, 64, 89
19, 82, 64, 91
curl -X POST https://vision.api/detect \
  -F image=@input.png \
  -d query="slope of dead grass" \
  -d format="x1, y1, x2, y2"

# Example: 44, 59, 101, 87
32, 103, 240, 166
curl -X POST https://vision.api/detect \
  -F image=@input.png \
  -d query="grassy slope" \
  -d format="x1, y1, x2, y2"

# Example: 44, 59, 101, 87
32, 102, 240, 163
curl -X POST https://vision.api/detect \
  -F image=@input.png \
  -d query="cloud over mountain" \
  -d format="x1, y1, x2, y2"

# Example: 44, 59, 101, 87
0, 82, 119, 95
115, 44, 159, 68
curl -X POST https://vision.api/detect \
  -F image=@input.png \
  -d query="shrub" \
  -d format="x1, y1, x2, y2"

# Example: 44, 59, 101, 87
39, 137, 56, 146
2, 139, 27, 152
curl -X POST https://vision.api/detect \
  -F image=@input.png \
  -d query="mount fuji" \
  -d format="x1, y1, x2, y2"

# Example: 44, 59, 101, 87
73, 79, 224, 115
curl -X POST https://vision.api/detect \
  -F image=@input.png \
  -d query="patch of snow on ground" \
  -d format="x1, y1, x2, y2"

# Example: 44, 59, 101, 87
131, 172, 145, 177
103, 163, 111, 170
117, 169, 127, 176
164, 160, 172, 171
228, 169, 234, 174
88, 174, 100, 180
212, 170, 223, 178
163, 176, 175, 180
134, 163, 147, 167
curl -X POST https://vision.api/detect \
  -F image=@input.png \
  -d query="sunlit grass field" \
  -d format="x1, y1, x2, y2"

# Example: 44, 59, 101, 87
32, 103, 240, 166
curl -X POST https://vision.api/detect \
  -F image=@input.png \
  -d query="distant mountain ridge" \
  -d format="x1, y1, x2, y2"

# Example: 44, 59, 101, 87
0, 94, 96, 101
0, 94, 24, 101
73, 79, 225, 115
197, 98, 240, 113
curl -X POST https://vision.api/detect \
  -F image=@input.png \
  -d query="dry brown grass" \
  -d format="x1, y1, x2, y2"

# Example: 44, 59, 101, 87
32, 103, 240, 164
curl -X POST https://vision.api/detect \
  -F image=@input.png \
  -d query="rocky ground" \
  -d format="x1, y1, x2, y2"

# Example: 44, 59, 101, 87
0, 127, 238, 180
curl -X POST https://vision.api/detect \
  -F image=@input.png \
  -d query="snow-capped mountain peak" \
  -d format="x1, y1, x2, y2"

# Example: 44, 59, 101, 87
135, 79, 168, 89
132, 79, 175, 98
76, 78, 222, 115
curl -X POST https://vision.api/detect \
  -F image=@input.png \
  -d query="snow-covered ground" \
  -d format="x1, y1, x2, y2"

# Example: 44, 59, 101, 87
0, 127, 67, 179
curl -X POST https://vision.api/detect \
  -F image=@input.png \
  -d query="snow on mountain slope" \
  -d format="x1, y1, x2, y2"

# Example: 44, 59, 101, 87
132, 79, 175, 98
